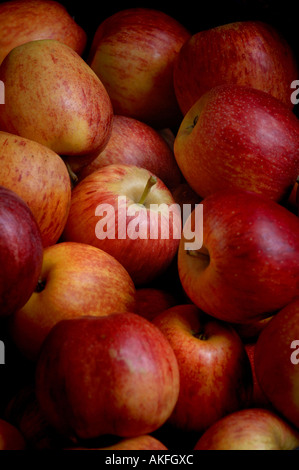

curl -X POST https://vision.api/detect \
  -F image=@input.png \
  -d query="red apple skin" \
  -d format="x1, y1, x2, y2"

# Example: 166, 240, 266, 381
67, 435, 168, 450
255, 299, 299, 429
9, 241, 136, 361
62, 164, 182, 286
134, 287, 179, 321
88, 8, 191, 129
0, 39, 113, 157
244, 343, 272, 408
0, 186, 43, 317
0, 418, 26, 450
35, 313, 180, 441
174, 85, 299, 202
76, 115, 182, 190
0, 131, 71, 247
153, 304, 253, 433
174, 21, 299, 115
0, 0, 87, 65
178, 189, 299, 324
194, 408, 299, 450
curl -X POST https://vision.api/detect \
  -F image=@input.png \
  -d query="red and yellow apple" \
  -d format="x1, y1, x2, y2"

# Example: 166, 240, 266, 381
9, 241, 136, 361
35, 313, 180, 441
174, 85, 299, 202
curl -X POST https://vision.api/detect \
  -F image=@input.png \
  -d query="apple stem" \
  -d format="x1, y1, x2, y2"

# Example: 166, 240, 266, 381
138, 175, 157, 205
65, 162, 78, 187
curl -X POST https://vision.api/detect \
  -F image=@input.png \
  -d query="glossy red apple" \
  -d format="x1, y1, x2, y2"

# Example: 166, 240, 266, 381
88, 8, 191, 129
0, 186, 43, 317
194, 408, 299, 450
174, 85, 299, 202
174, 21, 299, 115
63, 164, 182, 286
0, 131, 71, 247
153, 304, 253, 433
0, 0, 87, 65
35, 313, 180, 441
9, 241, 136, 361
0, 39, 113, 158
255, 299, 299, 429
75, 115, 182, 190
178, 189, 299, 324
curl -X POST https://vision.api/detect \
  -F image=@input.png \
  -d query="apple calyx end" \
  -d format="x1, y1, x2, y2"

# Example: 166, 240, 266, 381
35, 278, 46, 293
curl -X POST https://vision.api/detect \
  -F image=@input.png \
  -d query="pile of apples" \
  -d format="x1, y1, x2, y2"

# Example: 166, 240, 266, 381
0, 0, 299, 451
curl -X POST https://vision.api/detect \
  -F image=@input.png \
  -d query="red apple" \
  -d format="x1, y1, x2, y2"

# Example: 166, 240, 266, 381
75, 115, 182, 190
174, 21, 299, 115
0, 39, 113, 158
0, 418, 26, 450
174, 85, 299, 202
178, 189, 299, 324
244, 343, 271, 408
62, 164, 182, 286
134, 287, 179, 321
67, 435, 168, 450
255, 299, 299, 429
0, 0, 87, 65
0, 131, 71, 247
194, 408, 299, 450
35, 313, 180, 441
152, 304, 253, 433
0, 186, 43, 317
88, 8, 191, 129
9, 241, 136, 361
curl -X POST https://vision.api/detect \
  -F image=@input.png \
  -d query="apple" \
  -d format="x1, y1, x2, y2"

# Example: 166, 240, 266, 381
178, 188, 299, 324
0, 131, 71, 247
194, 408, 299, 450
255, 299, 299, 429
35, 312, 180, 441
0, 39, 113, 158
173, 21, 299, 115
0, 186, 43, 317
174, 85, 299, 202
0, 0, 87, 66
62, 164, 182, 286
152, 304, 253, 433
67, 435, 168, 450
74, 115, 182, 190
9, 241, 136, 361
134, 287, 179, 322
0, 417, 26, 450
88, 8, 191, 129
244, 343, 272, 408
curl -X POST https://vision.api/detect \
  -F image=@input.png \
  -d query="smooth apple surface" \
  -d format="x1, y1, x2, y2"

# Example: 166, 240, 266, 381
174, 21, 299, 115
174, 85, 299, 202
0, 131, 71, 247
0, 39, 113, 157
153, 304, 253, 433
88, 8, 190, 129
63, 164, 182, 286
0, 0, 87, 65
194, 408, 299, 450
255, 299, 299, 429
178, 189, 299, 324
9, 241, 136, 361
75, 115, 182, 190
0, 186, 43, 317
0, 418, 26, 450
35, 313, 180, 441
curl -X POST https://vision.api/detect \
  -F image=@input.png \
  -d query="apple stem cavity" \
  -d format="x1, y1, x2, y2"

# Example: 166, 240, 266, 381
187, 246, 210, 268
35, 278, 46, 293
138, 175, 157, 205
